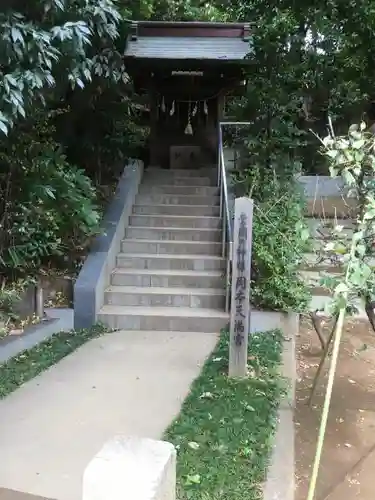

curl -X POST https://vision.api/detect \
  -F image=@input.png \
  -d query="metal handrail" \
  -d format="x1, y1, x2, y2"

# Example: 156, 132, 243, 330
218, 124, 233, 254
217, 121, 251, 312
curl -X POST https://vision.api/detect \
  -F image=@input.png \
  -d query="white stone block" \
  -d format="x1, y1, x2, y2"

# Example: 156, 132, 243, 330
83, 436, 176, 500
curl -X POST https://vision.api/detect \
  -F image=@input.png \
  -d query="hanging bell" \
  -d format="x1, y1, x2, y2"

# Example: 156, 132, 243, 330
170, 100, 175, 116
161, 96, 166, 113
184, 122, 193, 135
192, 102, 198, 117
185, 100, 193, 134
203, 100, 208, 115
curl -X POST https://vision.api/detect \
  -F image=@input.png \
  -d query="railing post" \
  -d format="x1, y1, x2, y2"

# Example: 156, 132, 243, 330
225, 242, 233, 313
217, 157, 221, 187
221, 212, 226, 257
219, 178, 224, 223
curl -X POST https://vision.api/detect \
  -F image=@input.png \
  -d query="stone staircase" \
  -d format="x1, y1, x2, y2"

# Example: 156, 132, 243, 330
98, 167, 229, 332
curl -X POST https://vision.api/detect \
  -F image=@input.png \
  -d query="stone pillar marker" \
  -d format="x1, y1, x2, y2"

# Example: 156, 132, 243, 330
229, 197, 254, 378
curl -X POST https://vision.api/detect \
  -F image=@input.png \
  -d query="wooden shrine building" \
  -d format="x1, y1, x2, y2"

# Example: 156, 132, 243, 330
124, 21, 252, 169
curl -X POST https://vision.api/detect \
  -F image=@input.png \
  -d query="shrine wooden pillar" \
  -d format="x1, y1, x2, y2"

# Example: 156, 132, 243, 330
149, 86, 159, 167
217, 91, 225, 122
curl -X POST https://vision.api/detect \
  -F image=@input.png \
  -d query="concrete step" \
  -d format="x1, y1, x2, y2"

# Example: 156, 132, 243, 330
145, 167, 216, 178
301, 253, 375, 275
142, 174, 213, 186
306, 217, 355, 239
136, 193, 220, 206
98, 305, 229, 333
132, 204, 220, 217
105, 286, 225, 308
125, 226, 221, 242
139, 185, 219, 196
121, 239, 221, 255
306, 197, 358, 218
300, 270, 335, 296
309, 295, 367, 318
116, 253, 225, 271
306, 216, 354, 229
111, 268, 224, 288
309, 238, 354, 254
309, 295, 334, 312
129, 214, 222, 229
301, 253, 344, 272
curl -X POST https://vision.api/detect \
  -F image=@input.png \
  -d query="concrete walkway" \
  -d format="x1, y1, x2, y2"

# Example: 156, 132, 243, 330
0, 330, 218, 500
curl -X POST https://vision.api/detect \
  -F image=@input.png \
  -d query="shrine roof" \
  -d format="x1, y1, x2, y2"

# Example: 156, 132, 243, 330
124, 21, 253, 64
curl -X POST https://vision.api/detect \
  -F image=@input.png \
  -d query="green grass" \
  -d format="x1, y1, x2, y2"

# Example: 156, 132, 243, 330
0, 324, 109, 399
164, 329, 284, 500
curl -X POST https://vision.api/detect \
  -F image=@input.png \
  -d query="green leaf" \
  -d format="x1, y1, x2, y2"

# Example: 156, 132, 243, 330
329, 165, 339, 177
185, 474, 201, 485
334, 283, 349, 294
342, 169, 356, 186
187, 441, 200, 450
300, 228, 310, 241
11, 27, 24, 44
0, 120, 8, 135
352, 139, 365, 149
326, 150, 338, 159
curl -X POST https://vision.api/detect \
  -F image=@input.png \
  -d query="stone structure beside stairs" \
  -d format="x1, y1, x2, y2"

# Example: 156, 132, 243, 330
74, 160, 144, 329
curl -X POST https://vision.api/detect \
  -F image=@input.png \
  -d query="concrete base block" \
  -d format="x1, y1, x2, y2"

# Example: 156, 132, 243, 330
255, 311, 297, 500
83, 436, 176, 500
263, 409, 295, 500
250, 310, 287, 333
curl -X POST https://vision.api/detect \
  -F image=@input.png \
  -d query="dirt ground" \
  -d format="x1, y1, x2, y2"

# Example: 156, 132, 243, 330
295, 315, 375, 500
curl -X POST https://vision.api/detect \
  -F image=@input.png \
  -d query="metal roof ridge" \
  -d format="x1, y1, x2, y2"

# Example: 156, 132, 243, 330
132, 21, 250, 28
130, 20, 251, 42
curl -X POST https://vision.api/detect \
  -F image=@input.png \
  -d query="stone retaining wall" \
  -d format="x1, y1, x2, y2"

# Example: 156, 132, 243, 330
74, 160, 144, 329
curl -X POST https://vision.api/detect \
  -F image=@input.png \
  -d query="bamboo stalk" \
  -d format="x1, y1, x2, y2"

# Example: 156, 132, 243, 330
306, 306, 346, 500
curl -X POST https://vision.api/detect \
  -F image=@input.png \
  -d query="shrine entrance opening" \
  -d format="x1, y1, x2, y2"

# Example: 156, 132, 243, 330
124, 21, 252, 169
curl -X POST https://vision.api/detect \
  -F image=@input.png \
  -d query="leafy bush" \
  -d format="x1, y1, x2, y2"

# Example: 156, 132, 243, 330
317, 122, 375, 324
56, 89, 148, 185
233, 163, 310, 311
0, 279, 27, 326
0, 109, 100, 278
0, 0, 139, 281
0, 0, 123, 135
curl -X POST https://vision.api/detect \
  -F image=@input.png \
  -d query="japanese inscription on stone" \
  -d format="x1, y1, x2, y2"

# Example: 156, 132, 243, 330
234, 212, 247, 347
229, 197, 253, 378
